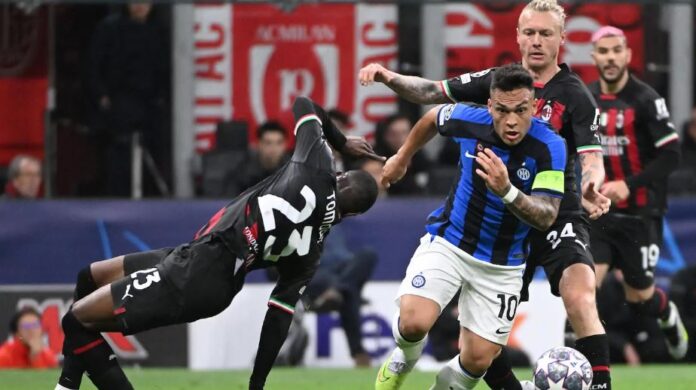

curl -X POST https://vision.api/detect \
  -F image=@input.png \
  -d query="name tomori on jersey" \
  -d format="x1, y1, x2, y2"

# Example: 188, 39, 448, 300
317, 190, 337, 244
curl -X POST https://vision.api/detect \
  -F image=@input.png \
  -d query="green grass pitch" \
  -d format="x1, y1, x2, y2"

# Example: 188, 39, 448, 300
1, 365, 695, 389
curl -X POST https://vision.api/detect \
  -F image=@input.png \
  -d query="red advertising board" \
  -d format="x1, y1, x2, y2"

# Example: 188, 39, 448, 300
0, 6, 48, 165
444, 3, 644, 83
232, 4, 356, 145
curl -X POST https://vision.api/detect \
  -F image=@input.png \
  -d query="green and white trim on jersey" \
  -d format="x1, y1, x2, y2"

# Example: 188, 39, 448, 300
576, 145, 603, 154
440, 80, 457, 103
294, 114, 322, 135
655, 132, 679, 148
268, 297, 295, 314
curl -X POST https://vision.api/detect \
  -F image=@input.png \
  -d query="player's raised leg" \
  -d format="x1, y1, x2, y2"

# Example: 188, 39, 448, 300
376, 236, 462, 390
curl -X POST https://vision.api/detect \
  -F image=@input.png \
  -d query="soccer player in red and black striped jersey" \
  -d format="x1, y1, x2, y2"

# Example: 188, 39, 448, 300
588, 25, 689, 361
359, 1, 613, 389
55, 97, 382, 390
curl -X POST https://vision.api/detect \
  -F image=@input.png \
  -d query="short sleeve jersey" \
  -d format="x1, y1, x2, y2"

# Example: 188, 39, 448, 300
426, 103, 567, 266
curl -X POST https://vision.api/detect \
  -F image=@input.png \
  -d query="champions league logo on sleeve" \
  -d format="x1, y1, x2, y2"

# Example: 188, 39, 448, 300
411, 274, 426, 288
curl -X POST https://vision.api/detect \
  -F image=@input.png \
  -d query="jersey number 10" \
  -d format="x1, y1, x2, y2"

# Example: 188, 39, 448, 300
258, 186, 317, 262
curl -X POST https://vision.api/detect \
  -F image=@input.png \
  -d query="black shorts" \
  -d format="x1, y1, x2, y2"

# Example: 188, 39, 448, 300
111, 235, 243, 335
522, 216, 595, 300
590, 212, 662, 290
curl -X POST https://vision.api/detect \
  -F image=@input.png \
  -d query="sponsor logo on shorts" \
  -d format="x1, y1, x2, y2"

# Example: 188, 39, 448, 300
495, 328, 511, 335
411, 274, 426, 288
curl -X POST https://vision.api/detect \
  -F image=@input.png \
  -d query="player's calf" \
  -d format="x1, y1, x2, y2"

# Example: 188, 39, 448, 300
483, 348, 523, 390
374, 314, 428, 390
61, 309, 133, 390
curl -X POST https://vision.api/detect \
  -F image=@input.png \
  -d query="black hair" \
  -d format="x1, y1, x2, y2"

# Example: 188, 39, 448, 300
338, 170, 379, 215
256, 121, 287, 141
490, 63, 534, 93
9, 307, 41, 334
374, 112, 414, 156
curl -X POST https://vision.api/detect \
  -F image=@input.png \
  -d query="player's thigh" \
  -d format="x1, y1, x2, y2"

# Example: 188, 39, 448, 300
171, 238, 241, 322
110, 265, 180, 334
396, 235, 465, 319
528, 217, 594, 297
458, 258, 524, 346
123, 248, 174, 275
614, 215, 662, 290
111, 239, 237, 334
91, 248, 173, 287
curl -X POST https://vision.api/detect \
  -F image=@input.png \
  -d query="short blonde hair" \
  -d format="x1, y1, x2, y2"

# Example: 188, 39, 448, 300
522, 0, 567, 30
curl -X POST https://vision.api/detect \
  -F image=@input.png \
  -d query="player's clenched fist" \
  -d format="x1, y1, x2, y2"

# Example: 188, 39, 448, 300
474, 148, 510, 196
359, 63, 395, 86
381, 154, 408, 189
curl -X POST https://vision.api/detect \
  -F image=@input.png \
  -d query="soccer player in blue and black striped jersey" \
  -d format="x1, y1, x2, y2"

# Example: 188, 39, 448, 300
375, 64, 567, 390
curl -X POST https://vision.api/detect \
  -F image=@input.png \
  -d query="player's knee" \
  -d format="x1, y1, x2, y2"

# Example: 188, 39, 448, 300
62, 309, 88, 333
397, 316, 429, 340
563, 289, 596, 320
396, 307, 431, 340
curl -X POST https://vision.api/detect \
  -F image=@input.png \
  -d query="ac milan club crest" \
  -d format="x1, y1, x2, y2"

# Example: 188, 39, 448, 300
541, 103, 553, 122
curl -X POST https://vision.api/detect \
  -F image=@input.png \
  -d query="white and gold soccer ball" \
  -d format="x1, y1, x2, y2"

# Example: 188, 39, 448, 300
532, 346, 593, 390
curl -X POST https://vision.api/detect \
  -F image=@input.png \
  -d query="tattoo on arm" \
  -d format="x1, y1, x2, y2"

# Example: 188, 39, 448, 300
578, 151, 605, 189
388, 75, 451, 104
506, 194, 561, 231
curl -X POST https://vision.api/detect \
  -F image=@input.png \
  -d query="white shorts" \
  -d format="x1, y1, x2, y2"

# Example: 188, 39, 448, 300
396, 234, 525, 345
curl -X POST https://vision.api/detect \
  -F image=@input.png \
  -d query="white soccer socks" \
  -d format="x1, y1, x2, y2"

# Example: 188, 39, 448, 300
430, 355, 485, 390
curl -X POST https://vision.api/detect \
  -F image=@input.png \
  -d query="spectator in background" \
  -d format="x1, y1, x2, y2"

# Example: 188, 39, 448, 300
680, 106, 696, 167
669, 106, 696, 194
670, 264, 696, 362
374, 113, 430, 195
88, 1, 166, 196
1, 155, 42, 199
357, 158, 388, 197
305, 224, 378, 367
0, 307, 57, 369
228, 121, 289, 196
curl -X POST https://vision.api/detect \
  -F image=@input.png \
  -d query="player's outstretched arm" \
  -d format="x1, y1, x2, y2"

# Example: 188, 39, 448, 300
358, 63, 450, 104
475, 148, 561, 231
292, 97, 384, 162
382, 105, 439, 188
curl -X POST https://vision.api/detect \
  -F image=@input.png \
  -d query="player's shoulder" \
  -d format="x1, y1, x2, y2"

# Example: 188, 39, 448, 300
452, 67, 496, 84
439, 102, 492, 126
628, 75, 662, 102
528, 118, 566, 147
553, 64, 595, 104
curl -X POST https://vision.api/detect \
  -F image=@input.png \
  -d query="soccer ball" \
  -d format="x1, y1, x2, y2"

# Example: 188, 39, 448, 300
532, 346, 593, 390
